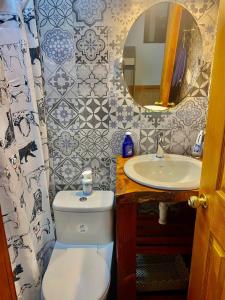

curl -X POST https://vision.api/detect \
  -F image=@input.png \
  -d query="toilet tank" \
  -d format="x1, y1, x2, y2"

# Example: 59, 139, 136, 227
53, 191, 114, 244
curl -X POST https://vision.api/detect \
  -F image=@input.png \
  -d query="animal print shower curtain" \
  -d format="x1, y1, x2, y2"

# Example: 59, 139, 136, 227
0, 1, 55, 299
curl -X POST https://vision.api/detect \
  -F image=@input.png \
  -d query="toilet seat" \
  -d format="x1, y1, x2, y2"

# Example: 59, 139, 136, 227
42, 247, 110, 300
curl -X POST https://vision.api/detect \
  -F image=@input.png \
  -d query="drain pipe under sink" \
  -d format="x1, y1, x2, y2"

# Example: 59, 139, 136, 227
158, 202, 177, 224
158, 202, 170, 225
159, 202, 169, 225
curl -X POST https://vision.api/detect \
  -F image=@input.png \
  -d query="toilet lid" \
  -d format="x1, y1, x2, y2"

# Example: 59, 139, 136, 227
42, 248, 110, 300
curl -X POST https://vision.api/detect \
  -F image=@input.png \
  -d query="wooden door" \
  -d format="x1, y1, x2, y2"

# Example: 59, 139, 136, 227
188, 0, 225, 299
0, 208, 17, 299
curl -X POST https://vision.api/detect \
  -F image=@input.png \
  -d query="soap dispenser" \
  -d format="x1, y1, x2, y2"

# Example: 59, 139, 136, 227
82, 169, 93, 195
122, 131, 134, 158
192, 130, 204, 157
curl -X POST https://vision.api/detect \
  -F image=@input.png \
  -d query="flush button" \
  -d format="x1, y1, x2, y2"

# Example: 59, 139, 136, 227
79, 196, 87, 202
77, 224, 88, 233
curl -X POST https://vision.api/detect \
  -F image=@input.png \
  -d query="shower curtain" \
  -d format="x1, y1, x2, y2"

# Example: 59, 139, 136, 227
0, 1, 55, 299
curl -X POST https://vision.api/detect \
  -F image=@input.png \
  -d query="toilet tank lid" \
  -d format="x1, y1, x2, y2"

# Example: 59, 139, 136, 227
53, 191, 114, 212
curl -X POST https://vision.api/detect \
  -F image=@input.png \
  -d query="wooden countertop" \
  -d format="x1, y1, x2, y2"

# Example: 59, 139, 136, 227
116, 156, 198, 203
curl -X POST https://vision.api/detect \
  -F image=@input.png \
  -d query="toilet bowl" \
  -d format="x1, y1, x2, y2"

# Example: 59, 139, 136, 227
41, 191, 114, 300
42, 242, 113, 300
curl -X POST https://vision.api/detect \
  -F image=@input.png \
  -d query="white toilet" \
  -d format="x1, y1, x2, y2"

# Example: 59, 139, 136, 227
42, 190, 114, 300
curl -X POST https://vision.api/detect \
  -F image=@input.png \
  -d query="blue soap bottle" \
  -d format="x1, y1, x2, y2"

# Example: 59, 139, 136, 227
122, 131, 134, 158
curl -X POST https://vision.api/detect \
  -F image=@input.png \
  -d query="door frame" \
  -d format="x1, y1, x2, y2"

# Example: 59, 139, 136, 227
0, 207, 17, 299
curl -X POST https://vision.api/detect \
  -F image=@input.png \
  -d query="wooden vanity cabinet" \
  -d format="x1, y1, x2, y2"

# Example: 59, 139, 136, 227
116, 156, 197, 300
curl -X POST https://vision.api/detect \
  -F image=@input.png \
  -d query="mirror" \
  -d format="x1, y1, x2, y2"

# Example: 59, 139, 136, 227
123, 2, 202, 111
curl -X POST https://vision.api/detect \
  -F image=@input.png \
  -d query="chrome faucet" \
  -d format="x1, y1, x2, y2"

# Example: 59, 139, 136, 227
156, 132, 164, 158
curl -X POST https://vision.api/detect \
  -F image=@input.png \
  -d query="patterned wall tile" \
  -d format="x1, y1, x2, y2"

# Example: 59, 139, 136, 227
81, 156, 112, 190
169, 127, 200, 155
139, 129, 156, 154
175, 97, 205, 127
188, 62, 211, 97
107, 0, 145, 28
77, 129, 111, 157
109, 102, 140, 129
53, 131, 80, 156
37, 0, 74, 28
139, 129, 171, 154
108, 27, 128, 58
48, 98, 79, 129
198, 14, 217, 60
76, 64, 109, 97
110, 156, 117, 191
78, 97, 109, 129
140, 110, 172, 129
73, 0, 107, 26
36, 0, 218, 194
185, 0, 216, 21
53, 157, 83, 186
41, 28, 75, 64
53, 155, 113, 191
48, 67, 75, 96
75, 26, 109, 64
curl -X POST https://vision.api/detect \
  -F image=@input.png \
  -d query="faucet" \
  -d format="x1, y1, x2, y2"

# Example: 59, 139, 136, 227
156, 132, 164, 158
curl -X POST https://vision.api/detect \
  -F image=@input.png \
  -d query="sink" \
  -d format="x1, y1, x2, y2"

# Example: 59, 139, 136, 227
124, 154, 202, 190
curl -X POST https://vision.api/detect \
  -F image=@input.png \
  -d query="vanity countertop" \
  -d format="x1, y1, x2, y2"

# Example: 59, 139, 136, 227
116, 155, 198, 203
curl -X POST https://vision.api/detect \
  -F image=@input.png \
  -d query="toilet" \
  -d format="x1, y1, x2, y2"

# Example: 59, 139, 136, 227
42, 190, 114, 300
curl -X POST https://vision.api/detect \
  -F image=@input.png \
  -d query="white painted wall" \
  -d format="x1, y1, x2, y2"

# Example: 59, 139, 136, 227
125, 14, 165, 85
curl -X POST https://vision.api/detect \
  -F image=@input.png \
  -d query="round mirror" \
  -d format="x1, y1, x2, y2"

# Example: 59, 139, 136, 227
123, 2, 202, 111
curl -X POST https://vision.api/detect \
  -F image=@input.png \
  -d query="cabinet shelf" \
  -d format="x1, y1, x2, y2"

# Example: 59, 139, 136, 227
136, 254, 189, 292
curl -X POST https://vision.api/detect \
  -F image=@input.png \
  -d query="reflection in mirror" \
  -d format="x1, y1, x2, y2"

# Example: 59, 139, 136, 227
123, 2, 202, 111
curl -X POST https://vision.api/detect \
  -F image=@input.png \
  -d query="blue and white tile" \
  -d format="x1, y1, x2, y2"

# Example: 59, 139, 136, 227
48, 67, 75, 96
37, 0, 74, 28
73, 0, 107, 26
109, 101, 140, 129
53, 157, 84, 186
52, 130, 80, 156
174, 97, 205, 128
75, 26, 109, 64
41, 28, 75, 64
48, 98, 80, 130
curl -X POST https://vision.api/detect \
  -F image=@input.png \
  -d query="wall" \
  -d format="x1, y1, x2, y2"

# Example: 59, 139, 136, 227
36, 0, 218, 196
125, 13, 165, 85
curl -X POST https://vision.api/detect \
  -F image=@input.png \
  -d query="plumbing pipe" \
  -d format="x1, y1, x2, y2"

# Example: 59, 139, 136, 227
158, 202, 169, 225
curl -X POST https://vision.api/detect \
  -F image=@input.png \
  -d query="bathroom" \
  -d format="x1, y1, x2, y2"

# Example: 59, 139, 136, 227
0, 0, 225, 299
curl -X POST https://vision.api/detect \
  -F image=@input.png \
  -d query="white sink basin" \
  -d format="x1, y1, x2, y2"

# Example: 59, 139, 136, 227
124, 154, 202, 190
